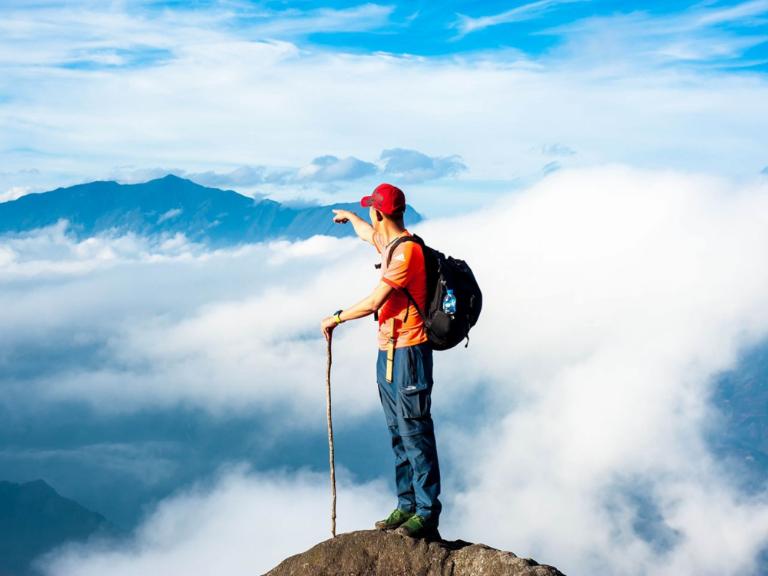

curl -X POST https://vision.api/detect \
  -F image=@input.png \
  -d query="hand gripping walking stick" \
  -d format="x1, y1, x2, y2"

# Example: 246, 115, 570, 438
325, 335, 337, 537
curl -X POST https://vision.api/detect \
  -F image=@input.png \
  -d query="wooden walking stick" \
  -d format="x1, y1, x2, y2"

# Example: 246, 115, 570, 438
325, 335, 337, 537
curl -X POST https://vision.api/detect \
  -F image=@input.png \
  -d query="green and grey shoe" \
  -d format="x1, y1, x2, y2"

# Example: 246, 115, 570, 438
374, 508, 414, 530
395, 514, 440, 539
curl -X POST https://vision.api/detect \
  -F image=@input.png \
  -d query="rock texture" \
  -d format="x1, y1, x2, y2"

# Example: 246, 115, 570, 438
264, 530, 565, 576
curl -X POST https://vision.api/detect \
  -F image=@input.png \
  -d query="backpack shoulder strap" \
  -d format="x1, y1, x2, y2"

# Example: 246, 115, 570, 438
384, 234, 428, 322
385, 234, 424, 268
400, 285, 426, 323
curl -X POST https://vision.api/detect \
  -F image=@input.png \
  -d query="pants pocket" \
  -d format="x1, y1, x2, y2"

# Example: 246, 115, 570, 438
400, 387, 431, 420
398, 345, 432, 420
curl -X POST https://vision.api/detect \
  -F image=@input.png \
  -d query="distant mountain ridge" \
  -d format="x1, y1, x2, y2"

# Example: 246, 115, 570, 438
0, 479, 115, 576
0, 175, 423, 246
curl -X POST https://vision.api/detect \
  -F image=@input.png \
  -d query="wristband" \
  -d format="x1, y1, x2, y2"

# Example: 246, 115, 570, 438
333, 309, 344, 325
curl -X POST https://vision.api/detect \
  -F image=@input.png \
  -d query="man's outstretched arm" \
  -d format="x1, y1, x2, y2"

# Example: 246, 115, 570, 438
321, 281, 393, 339
333, 209, 374, 245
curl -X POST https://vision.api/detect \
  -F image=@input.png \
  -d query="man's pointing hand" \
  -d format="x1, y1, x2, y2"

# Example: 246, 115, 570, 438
332, 209, 353, 224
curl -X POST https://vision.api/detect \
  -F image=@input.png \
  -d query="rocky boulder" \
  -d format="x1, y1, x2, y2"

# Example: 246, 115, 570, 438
264, 530, 565, 576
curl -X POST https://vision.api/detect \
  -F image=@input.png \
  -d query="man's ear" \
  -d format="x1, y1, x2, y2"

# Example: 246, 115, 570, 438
375, 210, 384, 222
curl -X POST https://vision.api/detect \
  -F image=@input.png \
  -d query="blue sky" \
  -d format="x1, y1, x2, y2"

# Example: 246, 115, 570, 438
254, 0, 768, 67
1, 0, 767, 211
44, 0, 766, 65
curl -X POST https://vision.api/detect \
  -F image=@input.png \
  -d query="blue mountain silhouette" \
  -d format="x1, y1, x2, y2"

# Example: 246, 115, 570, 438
0, 479, 116, 576
0, 175, 422, 245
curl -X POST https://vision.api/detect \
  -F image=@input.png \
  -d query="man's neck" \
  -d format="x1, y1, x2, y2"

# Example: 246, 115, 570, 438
379, 223, 408, 247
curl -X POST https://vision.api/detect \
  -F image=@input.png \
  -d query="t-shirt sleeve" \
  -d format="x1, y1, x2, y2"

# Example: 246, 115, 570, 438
382, 243, 411, 289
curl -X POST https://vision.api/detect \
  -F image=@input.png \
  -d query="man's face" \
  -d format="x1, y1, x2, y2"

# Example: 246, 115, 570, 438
369, 206, 379, 229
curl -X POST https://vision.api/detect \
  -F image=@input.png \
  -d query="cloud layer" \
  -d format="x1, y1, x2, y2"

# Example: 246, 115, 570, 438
4, 166, 768, 574
0, 222, 384, 421
41, 468, 392, 576
429, 166, 768, 574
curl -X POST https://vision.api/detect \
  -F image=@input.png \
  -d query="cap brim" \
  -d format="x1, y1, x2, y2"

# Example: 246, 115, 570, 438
360, 195, 374, 207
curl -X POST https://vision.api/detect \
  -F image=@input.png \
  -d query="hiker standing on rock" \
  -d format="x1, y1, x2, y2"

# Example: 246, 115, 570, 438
320, 183, 441, 539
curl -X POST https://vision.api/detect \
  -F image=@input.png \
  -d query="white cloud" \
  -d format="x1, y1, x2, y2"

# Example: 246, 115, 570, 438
0, 185, 32, 202
157, 208, 182, 223
239, 3, 396, 38
0, 223, 382, 421
0, 220, 205, 276
423, 166, 768, 574
455, 0, 587, 36
537, 143, 576, 157
188, 154, 379, 187
692, 0, 768, 27
380, 148, 467, 183
547, 2, 768, 68
41, 467, 392, 576
1, 3, 767, 198
106, 150, 456, 191
296, 154, 378, 182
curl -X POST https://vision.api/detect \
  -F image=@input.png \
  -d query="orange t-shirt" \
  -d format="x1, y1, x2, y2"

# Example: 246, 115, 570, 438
373, 231, 429, 350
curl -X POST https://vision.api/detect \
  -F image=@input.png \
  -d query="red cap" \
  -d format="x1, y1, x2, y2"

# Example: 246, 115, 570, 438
360, 183, 406, 216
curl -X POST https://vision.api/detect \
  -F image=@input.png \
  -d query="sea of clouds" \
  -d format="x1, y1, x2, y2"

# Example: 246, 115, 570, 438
1, 166, 764, 575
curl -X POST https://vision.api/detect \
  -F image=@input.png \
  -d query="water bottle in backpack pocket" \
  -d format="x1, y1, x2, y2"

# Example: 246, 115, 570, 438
385, 235, 482, 351
442, 289, 457, 316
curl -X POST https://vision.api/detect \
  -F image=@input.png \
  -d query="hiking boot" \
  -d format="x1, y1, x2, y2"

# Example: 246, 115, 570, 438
374, 508, 414, 530
395, 514, 440, 539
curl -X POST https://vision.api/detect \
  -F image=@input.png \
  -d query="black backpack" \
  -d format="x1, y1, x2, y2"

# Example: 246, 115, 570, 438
378, 234, 482, 351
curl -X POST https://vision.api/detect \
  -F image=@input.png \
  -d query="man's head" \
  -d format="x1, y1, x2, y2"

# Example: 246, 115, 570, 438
361, 183, 405, 228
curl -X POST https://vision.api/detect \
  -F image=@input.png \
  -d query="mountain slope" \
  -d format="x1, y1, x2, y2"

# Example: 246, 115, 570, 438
0, 175, 423, 246
264, 530, 565, 576
0, 479, 115, 576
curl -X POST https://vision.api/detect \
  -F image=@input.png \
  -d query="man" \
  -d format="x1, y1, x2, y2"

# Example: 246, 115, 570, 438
320, 182, 441, 539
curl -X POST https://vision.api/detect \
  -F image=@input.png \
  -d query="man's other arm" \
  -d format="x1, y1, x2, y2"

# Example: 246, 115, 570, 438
338, 281, 393, 322
321, 281, 393, 339
332, 209, 374, 245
